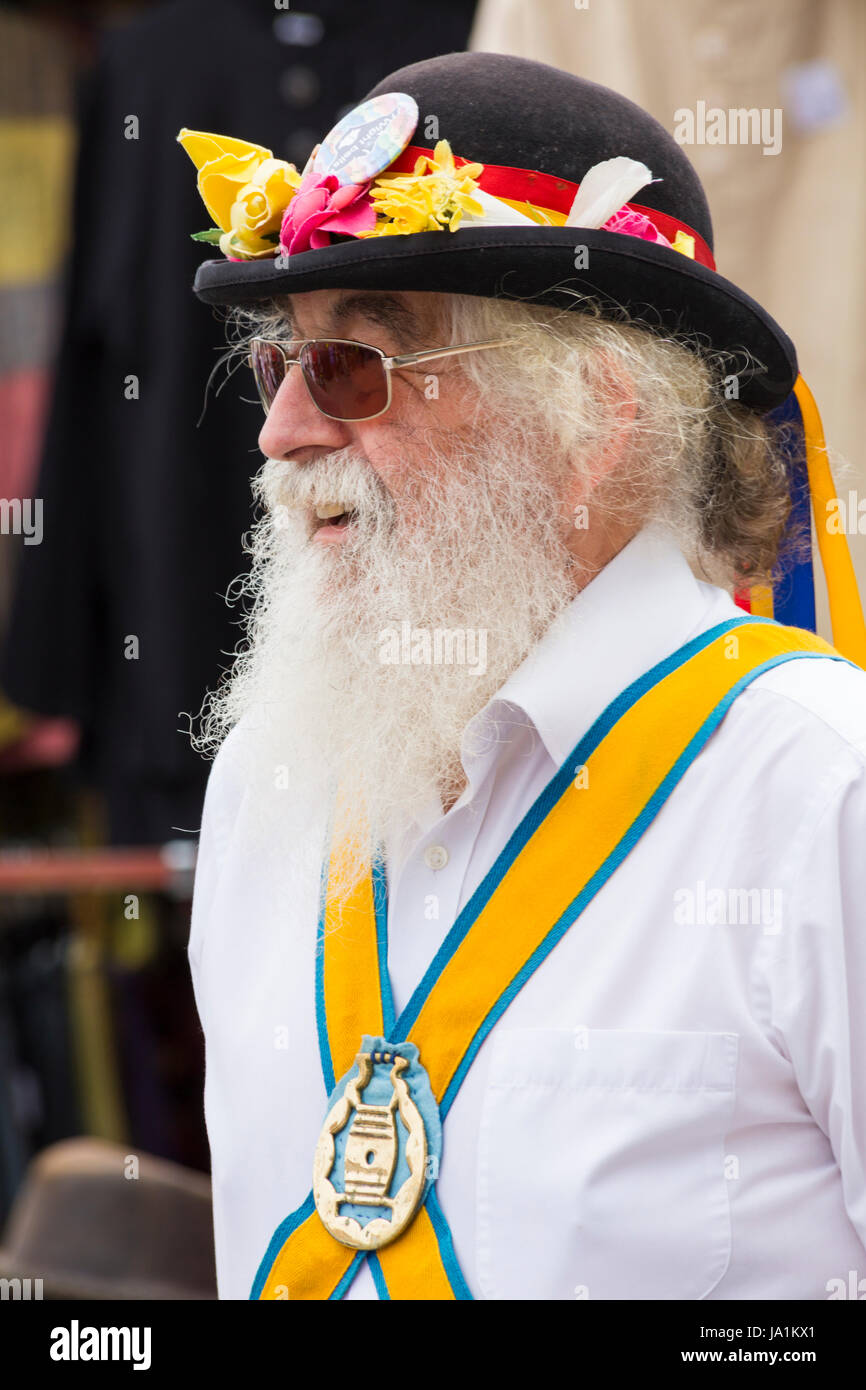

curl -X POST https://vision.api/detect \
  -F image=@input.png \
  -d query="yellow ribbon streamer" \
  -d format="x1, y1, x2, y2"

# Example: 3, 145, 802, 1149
794, 375, 866, 668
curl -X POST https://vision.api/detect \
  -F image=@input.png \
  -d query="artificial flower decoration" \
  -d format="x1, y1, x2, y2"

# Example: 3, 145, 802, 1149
279, 171, 377, 256
179, 119, 698, 265
177, 128, 303, 260
671, 228, 696, 258
602, 205, 672, 249
361, 140, 485, 236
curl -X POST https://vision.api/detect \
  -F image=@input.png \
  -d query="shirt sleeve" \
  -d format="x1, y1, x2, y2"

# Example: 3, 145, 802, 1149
766, 747, 866, 1251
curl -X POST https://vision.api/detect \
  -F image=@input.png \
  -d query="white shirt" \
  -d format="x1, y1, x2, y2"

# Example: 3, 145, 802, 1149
188, 524, 866, 1300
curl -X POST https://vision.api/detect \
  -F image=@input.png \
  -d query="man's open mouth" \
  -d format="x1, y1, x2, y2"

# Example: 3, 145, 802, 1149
312, 503, 358, 533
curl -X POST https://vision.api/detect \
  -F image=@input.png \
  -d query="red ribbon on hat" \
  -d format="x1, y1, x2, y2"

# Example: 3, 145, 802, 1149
385, 145, 716, 271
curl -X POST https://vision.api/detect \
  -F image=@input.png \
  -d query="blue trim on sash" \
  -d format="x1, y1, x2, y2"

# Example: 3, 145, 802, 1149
314, 825, 336, 1095
425, 1187, 474, 1299
368, 1253, 390, 1299
372, 849, 396, 1037
363, 1194, 474, 1300
250, 1191, 316, 1300
330, 1251, 367, 1299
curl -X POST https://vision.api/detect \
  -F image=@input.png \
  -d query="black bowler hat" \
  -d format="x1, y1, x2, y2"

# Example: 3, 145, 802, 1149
185, 50, 796, 412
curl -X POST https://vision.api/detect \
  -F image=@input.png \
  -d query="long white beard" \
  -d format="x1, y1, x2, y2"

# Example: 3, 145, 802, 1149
196, 423, 581, 892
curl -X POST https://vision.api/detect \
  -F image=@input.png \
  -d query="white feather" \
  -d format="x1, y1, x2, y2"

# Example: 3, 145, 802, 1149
565, 157, 655, 228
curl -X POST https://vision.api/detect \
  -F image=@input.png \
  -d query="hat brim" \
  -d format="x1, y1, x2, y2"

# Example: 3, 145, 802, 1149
192, 224, 796, 411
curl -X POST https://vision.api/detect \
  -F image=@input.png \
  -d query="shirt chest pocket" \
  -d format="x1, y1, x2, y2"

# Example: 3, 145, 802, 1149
476, 1026, 738, 1300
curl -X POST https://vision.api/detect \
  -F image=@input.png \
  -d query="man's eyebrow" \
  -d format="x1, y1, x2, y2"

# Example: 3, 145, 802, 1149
285, 293, 424, 348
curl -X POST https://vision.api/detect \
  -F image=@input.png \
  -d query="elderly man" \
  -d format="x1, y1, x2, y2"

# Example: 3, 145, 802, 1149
182, 52, 866, 1301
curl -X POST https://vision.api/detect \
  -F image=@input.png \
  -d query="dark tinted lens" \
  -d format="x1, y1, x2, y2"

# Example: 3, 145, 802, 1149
301, 341, 389, 420
249, 339, 290, 412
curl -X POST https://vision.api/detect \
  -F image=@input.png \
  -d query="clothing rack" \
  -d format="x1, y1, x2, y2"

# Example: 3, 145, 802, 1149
0, 838, 206, 1223
0, 843, 197, 898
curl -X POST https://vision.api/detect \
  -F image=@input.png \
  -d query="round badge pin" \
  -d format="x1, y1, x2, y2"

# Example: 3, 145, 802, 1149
312, 92, 419, 186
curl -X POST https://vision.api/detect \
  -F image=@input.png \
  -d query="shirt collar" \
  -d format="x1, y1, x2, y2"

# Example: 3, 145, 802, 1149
466, 522, 731, 772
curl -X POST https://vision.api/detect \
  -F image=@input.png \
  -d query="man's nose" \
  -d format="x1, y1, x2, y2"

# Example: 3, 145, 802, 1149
257, 358, 351, 460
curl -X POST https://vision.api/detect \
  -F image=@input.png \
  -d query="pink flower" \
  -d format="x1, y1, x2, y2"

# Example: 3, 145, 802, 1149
602, 205, 672, 249
279, 171, 377, 255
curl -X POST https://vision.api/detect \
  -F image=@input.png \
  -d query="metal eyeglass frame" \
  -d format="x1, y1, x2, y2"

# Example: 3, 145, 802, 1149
248, 335, 519, 421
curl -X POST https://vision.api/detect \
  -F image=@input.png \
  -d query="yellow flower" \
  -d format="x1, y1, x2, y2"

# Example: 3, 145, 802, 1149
177, 128, 302, 260
360, 139, 485, 238
671, 228, 696, 259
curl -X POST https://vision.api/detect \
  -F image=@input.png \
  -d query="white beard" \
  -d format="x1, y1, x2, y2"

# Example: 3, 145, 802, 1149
196, 423, 581, 894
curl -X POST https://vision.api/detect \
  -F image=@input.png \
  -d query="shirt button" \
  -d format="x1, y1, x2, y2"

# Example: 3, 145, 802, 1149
424, 845, 449, 871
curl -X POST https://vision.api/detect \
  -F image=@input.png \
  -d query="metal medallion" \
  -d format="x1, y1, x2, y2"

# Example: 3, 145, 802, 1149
313, 1038, 439, 1250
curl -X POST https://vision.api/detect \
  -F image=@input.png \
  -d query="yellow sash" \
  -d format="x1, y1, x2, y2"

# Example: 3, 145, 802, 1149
252, 617, 849, 1300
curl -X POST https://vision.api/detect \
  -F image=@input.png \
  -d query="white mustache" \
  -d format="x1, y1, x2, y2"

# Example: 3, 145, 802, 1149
261, 449, 394, 524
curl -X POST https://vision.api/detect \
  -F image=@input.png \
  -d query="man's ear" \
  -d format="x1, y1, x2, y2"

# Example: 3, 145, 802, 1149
577, 351, 638, 496
560, 353, 640, 575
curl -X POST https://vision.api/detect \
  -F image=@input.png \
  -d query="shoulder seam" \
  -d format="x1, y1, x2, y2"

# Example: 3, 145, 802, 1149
733, 675, 866, 767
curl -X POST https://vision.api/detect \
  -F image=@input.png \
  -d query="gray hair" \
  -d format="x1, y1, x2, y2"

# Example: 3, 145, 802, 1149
439, 293, 801, 591
221, 288, 803, 591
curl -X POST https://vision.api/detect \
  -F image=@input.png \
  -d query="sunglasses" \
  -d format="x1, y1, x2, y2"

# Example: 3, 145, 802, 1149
248, 335, 517, 421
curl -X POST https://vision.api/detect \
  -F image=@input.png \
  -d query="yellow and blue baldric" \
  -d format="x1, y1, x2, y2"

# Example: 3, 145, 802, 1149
250, 611, 861, 1301
738, 376, 866, 669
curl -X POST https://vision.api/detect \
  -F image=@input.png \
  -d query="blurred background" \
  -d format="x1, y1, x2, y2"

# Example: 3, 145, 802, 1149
0, 0, 862, 1298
